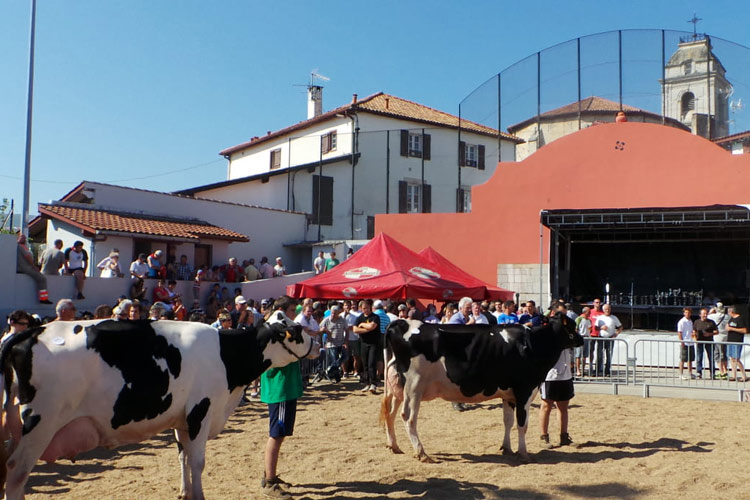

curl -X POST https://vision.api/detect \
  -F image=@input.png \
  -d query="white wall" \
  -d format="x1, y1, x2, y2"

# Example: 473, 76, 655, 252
208, 114, 517, 242
70, 182, 307, 271
227, 119, 353, 179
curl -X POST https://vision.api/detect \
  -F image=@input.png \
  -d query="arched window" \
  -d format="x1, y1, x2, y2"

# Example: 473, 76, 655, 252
681, 92, 695, 118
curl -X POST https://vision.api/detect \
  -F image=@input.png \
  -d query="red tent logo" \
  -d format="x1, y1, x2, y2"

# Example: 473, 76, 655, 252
344, 267, 381, 279
409, 267, 441, 280
342, 287, 358, 297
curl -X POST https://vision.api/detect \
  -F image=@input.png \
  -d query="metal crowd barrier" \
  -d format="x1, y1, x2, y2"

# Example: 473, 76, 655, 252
575, 336, 750, 401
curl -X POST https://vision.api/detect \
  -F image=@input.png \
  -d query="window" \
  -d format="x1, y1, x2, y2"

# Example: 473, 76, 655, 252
400, 130, 431, 159
459, 142, 485, 169
461, 188, 472, 213
408, 133, 422, 157
406, 183, 421, 213
683, 60, 693, 75
311, 175, 334, 225
270, 148, 281, 170
398, 181, 431, 213
465, 144, 478, 167
681, 92, 696, 119
321, 131, 337, 154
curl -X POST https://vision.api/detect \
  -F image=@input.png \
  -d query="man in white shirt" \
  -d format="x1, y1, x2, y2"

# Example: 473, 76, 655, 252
130, 253, 149, 281
676, 307, 695, 380
313, 251, 325, 274
594, 304, 622, 377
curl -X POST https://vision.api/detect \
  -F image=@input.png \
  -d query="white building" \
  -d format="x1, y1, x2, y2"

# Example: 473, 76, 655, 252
176, 91, 522, 246
29, 181, 308, 273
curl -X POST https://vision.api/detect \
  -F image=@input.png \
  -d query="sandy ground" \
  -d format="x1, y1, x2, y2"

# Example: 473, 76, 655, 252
23, 378, 750, 500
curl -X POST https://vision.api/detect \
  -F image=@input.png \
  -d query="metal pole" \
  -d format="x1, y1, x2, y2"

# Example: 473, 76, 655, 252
317, 137, 322, 242
618, 30, 623, 110
386, 130, 390, 214
21, 0, 38, 236
706, 38, 712, 139
577, 38, 582, 131
420, 128, 425, 213
286, 137, 292, 211
536, 52, 541, 142
661, 30, 666, 125
457, 104, 462, 211
539, 215, 544, 307
497, 74, 502, 162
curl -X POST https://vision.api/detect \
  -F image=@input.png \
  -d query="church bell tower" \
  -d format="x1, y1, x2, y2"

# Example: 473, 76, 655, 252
662, 34, 732, 139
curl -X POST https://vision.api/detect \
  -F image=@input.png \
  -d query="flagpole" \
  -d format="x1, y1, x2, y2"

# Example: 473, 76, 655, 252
22, 0, 37, 236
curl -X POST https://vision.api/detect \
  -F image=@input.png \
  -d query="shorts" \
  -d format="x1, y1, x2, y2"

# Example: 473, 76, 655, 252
728, 344, 744, 360
540, 379, 574, 402
268, 399, 297, 438
681, 345, 696, 362
67, 267, 83, 275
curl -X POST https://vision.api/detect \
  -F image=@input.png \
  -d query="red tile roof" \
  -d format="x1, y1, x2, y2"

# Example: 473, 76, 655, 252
37, 204, 249, 242
507, 96, 689, 132
220, 92, 522, 155
713, 130, 750, 144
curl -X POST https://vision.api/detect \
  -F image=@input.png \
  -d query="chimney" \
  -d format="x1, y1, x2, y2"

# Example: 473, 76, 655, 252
307, 85, 323, 119
352, 93, 358, 104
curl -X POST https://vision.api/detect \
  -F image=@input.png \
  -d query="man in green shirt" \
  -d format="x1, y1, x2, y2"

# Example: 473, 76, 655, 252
261, 296, 302, 499
324, 251, 340, 271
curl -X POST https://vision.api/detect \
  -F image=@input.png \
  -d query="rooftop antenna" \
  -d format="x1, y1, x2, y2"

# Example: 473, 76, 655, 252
688, 13, 702, 40
292, 70, 331, 119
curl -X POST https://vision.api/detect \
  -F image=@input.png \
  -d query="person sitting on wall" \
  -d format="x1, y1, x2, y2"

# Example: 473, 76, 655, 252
64, 240, 88, 300
16, 233, 52, 304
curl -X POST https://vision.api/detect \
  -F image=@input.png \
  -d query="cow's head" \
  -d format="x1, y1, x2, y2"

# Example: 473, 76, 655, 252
549, 311, 584, 348
259, 311, 319, 367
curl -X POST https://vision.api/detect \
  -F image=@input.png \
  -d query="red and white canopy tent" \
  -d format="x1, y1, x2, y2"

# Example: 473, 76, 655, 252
418, 246, 514, 301
287, 233, 513, 301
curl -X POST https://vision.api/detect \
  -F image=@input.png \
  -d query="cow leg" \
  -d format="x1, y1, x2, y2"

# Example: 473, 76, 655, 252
515, 389, 537, 463
500, 400, 515, 455
174, 428, 208, 500
401, 391, 434, 463
174, 430, 191, 500
381, 390, 403, 454
4, 413, 60, 500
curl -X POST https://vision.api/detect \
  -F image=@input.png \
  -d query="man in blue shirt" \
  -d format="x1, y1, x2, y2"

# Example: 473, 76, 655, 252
448, 297, 474, 324
498, 300, 519, 325
519, 300, 543, 327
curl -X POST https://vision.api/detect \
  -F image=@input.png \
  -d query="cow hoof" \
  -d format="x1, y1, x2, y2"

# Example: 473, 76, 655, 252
500, 446, 513, 456
417, 453, 437, 463
387, 445, 404, 454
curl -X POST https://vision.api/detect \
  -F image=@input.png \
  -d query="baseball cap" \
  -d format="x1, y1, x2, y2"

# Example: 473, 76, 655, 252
261, 298, 270, 306
235, 295, 247, 305
373, 300, 384, 309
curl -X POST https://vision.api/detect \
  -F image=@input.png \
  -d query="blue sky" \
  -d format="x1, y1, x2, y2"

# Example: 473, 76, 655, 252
2, 0, 749, 216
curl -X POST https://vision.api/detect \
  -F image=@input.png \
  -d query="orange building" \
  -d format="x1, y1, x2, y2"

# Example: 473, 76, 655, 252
376, 119, 750, 313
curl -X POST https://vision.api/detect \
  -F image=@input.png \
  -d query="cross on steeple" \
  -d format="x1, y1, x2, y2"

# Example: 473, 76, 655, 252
688, 13, 702, 40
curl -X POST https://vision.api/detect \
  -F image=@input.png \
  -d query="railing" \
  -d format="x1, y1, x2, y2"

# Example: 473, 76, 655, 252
575, 336, 750, 401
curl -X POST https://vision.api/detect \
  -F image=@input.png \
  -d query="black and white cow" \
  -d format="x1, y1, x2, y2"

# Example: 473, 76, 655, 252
0, 314, 317, 500
381, 313, 582, 463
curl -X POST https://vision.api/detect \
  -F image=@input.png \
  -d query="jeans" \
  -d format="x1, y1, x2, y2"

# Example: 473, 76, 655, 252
595, 338, 613, 376
696, 342, 714, 375
326, 345, 349, 370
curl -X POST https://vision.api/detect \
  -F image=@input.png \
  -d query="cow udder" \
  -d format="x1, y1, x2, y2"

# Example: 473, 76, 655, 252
39, 417, 101, 463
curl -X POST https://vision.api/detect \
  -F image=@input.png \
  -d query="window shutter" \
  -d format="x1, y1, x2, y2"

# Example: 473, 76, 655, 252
312, 176, 321, 223
458, 141, 466, 166
400, 130, 409, 157
423, 134, 431, 160
422, 183, 431, 213
456, 188, 464, 213
320, 176, 333, 225
398, 181, 407, 213
478, 144, 485, 170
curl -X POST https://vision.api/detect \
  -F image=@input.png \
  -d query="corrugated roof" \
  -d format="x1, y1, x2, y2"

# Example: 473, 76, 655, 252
220, 92, 521, 155
37, 204, 249, 242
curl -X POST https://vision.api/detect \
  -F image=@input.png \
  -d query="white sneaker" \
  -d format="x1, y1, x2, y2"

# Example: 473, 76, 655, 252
680, 375, 690, 380
369, 384, 378, 393
360, 385, 371, 392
